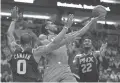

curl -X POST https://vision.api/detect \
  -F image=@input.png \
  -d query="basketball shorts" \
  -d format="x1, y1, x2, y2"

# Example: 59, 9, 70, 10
43, 64, 77, 82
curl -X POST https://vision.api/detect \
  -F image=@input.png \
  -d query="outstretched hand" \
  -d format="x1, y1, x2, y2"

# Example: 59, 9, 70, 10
11, 6, 19, 21
100, 42, 107, 53
64, 14, 74, 28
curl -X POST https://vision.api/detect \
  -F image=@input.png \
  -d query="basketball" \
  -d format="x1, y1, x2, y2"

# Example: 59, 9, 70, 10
92, 5, 107, 17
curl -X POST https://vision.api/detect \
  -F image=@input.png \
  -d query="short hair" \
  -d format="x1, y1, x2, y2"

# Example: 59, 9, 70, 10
20, 33, 32, 45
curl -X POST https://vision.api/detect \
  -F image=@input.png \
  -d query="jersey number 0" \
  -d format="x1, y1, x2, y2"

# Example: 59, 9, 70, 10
17, 60, 26, 74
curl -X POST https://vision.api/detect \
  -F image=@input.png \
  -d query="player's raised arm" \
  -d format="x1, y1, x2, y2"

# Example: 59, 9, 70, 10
59, 16, 102, 46
7, 6, 19, 53
100, 43, 107, 56
33, 14, 74, 56
99, 43, 107, 62
93, 43, 107, 63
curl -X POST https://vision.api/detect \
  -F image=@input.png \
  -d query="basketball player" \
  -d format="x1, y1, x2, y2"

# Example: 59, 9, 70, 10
36, 14, 103, 82
73, 38, 107, 82
7, 7, 73, 82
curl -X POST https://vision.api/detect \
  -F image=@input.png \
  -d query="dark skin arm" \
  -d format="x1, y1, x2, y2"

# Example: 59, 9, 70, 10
57, 17, 99, 47
93, 43, 107, 63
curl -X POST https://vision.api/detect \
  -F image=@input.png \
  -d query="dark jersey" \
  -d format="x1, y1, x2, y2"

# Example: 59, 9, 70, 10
9, 46, 39, 82
78, 53, 99, 82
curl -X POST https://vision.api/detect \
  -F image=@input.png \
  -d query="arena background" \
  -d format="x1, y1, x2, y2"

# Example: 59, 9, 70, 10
0, 0, 120, 82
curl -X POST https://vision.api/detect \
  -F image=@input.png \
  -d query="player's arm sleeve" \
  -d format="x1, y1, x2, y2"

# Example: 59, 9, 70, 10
59, 19, 94, 46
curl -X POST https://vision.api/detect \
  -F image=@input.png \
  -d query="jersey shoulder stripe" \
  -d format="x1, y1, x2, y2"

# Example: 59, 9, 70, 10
76, 54, 84, 59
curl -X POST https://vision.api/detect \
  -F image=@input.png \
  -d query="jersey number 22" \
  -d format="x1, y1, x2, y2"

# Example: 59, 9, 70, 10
81, 63, 92, 73
17, 60, 26, 74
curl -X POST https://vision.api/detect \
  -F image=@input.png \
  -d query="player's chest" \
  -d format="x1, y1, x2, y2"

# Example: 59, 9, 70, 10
52, 45, 67, 55
79, 56, 95, 64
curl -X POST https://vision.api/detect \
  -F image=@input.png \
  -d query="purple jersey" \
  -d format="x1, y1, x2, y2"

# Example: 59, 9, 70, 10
78, 53, 99, 82
9, 46, 39, 82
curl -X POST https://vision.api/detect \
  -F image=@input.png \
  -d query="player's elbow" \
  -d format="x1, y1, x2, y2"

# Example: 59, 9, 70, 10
7, 31, 10, 37
7, 31, 13, 38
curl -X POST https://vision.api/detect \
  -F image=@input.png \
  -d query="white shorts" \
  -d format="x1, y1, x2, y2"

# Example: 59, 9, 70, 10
43, 64, 77, 82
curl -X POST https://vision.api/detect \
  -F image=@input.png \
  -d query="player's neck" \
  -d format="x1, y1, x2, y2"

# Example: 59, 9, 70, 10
84, 48, 92, 54
22, 44, 31, 50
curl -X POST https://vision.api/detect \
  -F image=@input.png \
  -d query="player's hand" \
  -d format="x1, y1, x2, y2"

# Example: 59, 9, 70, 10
11, 6, 19, 21
64, 14, 74, 28
101, 43, 107, 49
100, 42, 107, 53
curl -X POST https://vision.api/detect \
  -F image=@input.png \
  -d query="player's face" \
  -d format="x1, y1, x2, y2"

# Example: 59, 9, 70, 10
83, 39, 92, 48
49, 24, 57, 32
46, 22, 58, 34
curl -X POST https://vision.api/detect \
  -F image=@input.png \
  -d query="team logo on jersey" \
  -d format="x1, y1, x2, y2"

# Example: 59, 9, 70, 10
79, 57, 94, 64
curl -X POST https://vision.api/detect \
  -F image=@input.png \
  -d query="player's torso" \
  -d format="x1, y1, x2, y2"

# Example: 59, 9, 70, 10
9, 47, 38, 81
47, 45, 68, 65
78, 53, 98, 75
